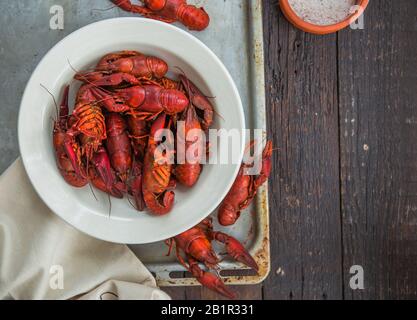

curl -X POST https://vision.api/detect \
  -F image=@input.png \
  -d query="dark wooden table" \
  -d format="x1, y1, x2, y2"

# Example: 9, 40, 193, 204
163, 0, 417, 300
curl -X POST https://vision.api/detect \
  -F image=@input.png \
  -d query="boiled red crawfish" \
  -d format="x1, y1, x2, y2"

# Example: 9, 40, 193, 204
104, 112, 147, 210
76, 50, 168, 81
142, 113, 176, 215
166, 217, 258, 299
52, 86, 122, 197
105, 113, 133, 182
63, 84, 107, 180
89, 146, 125, 198
76, 73, 189, 119
174, 105, 203, 187
127, 115, 148, 160
111, 0, 210, 31
105, 112, 146, 210
173, 75, 206, 187
53, 86, 88, 188
178, 74, 214, 130
218, 141, 273, 226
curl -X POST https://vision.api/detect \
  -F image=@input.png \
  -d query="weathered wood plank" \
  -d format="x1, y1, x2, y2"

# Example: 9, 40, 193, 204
161, 287, 186, 300
199, 285, 262, 300
163, 284, 262, 300
338, 0, 417, 299
262, 0, 343, 300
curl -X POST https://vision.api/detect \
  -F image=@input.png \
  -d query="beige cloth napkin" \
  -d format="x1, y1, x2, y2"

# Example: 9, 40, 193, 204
0, 158, 170, 300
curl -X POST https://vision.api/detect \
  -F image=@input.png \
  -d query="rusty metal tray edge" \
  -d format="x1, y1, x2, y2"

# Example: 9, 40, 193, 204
140, 0, 270, 287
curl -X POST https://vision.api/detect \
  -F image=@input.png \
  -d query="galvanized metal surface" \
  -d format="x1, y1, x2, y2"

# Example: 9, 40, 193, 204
0, 0, 269, 286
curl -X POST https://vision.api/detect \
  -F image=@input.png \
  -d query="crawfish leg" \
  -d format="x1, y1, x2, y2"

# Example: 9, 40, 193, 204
210, 231, 259, 272
88, 87, 131, 113
91, 72, 140, 87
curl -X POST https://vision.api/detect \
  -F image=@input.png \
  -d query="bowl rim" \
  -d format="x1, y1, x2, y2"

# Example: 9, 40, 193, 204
279, 0, 369, 35
18, 17, 246, 244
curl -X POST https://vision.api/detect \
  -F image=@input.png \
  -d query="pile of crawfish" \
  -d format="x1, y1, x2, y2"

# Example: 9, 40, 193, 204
54, 50, 214, 215
53, 49, 273, 299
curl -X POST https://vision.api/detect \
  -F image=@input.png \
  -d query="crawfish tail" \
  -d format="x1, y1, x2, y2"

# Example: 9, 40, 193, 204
143, 189, 174, 215
105, 113, 132, 182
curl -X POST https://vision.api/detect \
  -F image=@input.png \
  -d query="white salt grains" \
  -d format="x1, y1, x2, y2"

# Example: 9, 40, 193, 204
288, 0, 357, 26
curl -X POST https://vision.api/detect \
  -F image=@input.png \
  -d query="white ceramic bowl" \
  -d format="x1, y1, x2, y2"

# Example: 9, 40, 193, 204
18, 18, 245, 244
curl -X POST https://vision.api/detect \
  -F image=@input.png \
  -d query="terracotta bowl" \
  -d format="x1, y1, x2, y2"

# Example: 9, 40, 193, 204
279, 0, 369, 35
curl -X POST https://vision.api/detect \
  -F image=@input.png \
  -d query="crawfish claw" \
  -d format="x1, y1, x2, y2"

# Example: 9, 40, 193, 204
92, 147, 114, 190
189, 259, 237, 299
143, 189, 174, 216
212, 231, 259, 272
179, 74, 214, 130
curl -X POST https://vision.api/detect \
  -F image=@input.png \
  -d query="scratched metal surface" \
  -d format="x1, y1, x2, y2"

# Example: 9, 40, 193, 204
0, 0, 269, 286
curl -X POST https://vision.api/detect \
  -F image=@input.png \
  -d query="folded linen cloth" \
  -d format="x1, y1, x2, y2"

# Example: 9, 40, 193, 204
0, 158, 170, 300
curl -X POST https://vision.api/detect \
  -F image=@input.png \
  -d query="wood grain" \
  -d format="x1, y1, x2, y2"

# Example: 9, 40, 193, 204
262, 0, 343, 300
338, 0, 417, 299
165, 0, 417, 300
162, 283, 262, 300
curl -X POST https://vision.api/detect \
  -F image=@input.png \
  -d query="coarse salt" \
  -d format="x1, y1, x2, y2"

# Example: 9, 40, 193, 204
288, 0, 357, 26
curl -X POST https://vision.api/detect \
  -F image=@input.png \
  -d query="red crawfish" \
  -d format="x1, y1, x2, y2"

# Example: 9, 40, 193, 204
179, 74, 214, 130
166, 218, 258, 299
126, 117, 148, 211
105, 113, 133, 182
142, 113, 175, 215
100, 115, 145, 209
75, 73, 141, 113
128, 159, 146, 211
218, 141, 273, 226
76, 73, 189, 118
89, 147, 124, 199
174, 105, 204, 187
76, 50, 168, 81
127, 116, 148, 160
63, 85, 107, 180
53, 86, 88, 187
111, 0, 210, 31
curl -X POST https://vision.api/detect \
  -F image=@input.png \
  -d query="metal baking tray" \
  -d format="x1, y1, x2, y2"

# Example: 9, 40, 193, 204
0, 0, 268, 287
129, 0, 270, 287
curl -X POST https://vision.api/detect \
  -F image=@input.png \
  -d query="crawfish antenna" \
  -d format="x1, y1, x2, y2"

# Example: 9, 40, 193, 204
108, 194, 112, 219
88, 182, 99, 202
91, 4, 118, 13
67, 58, 80, 74
68, 59, 116, 97
40, 84, 59, 120
91, 0, 132, 13
126, 195, 136, 210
